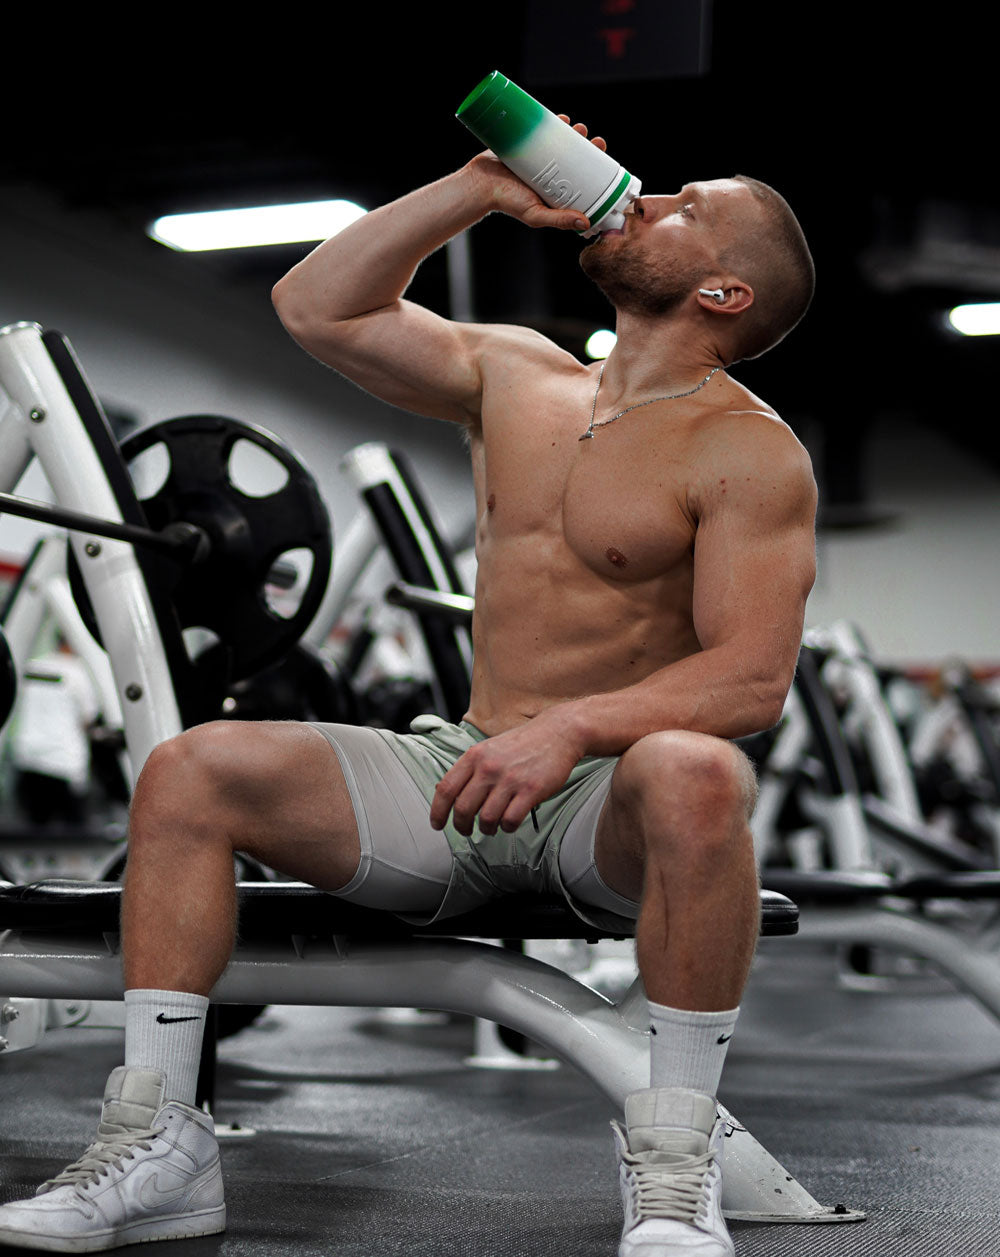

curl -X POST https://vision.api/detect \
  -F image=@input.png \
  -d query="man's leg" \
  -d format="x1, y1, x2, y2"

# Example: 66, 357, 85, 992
122, 719, 362, 997
120, 719, 364, 1107
592, 729, 759, 1257
0, 719, 363, 1254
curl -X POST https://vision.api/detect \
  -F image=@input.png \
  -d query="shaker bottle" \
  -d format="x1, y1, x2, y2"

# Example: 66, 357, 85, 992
456, 70, 641, 237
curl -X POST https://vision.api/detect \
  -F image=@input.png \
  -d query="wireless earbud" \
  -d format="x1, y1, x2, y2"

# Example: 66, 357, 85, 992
699, 288, 726, 303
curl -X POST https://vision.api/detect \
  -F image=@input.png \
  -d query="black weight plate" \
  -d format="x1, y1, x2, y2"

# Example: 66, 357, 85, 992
223, 642, 364, 725
120, 415, 332, 681
0, 626, 16, 727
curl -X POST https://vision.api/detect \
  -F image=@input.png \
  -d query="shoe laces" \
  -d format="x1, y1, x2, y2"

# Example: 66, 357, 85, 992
37, 1125, 163, 1196
622, 1146, 716, 1226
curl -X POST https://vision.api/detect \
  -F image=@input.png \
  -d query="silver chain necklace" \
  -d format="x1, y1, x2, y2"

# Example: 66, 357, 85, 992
579, 361, 722, 441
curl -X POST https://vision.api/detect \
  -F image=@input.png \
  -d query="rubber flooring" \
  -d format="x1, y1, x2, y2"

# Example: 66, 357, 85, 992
3, 939, 1000, 1256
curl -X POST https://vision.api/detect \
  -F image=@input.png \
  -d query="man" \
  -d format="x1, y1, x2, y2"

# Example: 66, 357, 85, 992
11, 637, 100, 827
0, 121, 816, 1256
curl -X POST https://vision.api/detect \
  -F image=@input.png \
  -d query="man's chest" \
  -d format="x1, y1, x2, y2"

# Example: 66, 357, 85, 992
474, 415, 699, 585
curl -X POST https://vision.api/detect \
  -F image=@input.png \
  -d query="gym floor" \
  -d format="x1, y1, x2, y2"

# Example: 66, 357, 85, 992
2, 937, 999, 1256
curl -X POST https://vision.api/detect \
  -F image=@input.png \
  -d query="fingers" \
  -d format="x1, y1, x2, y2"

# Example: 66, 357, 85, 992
429, 747, 537, 836
471, 784, 519, 836
472, 120, 606, 233
523, 204, 592, 233
431, 756, 500, 835
430, 759, 473, 831
433, 774, 527, 837
556, 114, 608, 152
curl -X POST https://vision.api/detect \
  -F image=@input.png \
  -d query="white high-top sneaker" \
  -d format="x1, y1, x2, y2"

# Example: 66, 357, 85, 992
612, 1087, 733, 1257
0, 1067, 225, 1252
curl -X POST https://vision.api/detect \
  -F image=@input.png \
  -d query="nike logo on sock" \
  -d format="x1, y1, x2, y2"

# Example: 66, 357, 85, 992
156, 1013, 201, 1024
717, 1032, 733, 1044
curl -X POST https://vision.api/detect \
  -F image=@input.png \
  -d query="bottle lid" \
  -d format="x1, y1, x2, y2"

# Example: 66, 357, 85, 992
456, 70, 546, 153
456, 71, 508, 125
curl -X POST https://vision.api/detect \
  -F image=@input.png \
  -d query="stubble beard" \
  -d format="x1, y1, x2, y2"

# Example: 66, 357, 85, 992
579, 236, 703, 318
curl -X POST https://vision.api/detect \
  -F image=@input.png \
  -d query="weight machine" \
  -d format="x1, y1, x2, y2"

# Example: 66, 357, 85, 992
903, 657, 1000, 860
754, 623, 1000, 1027
0, 320, 860, 1224
752, 624, 998, 875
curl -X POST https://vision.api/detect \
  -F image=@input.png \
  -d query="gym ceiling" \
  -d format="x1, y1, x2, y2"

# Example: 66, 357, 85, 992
0, 2, 994, 484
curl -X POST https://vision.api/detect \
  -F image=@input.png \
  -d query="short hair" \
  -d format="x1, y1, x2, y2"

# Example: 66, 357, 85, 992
722, 176, 815, 361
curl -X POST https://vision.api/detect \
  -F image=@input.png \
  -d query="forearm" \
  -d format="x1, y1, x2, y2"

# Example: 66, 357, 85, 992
549, 641, 794, 760
272, 163, 489, 328
431, 642, 792, 837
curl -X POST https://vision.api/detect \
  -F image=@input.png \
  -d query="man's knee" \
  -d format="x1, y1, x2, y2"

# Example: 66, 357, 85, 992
132, 721, 276, 836
137, 720, 237, 791
612, 730, 758, 854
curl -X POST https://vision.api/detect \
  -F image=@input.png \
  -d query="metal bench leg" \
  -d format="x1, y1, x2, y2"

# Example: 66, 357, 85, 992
798, 904, 1000, 1024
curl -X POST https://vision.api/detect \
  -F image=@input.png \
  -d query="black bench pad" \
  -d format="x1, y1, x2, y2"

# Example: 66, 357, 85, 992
0, 881, 799, 940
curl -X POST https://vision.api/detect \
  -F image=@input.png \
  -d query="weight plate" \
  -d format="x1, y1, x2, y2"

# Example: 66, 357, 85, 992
120, 415, 332, 682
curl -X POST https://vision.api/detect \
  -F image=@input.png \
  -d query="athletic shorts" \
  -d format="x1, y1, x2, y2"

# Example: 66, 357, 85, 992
307, 715, 640, 933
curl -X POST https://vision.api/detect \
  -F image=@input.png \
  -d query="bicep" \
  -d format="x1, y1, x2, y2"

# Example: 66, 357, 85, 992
279, 298, 486, 426
691, 455, 817, 676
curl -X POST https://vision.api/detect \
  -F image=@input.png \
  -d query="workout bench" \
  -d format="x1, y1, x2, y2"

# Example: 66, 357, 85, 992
0, 877, 863, 1224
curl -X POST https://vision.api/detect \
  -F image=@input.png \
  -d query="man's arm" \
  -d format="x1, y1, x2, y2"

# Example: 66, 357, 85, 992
431, 418, 817, 835
272, 142, 594, 424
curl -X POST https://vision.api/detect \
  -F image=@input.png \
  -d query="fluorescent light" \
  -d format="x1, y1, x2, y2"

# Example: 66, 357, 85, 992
148, 199, 367, 252
947, 302, 1000, 336
585, 328, 617, 359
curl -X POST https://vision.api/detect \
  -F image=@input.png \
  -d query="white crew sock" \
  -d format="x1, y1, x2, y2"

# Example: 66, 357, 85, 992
124, 989, 209, 1108
647, 1000, 740, 1098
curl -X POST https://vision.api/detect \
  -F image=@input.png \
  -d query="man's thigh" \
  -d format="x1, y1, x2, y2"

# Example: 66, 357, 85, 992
162, 719, 363, 891
553, 762, 640, 932
307, 722, 455, 915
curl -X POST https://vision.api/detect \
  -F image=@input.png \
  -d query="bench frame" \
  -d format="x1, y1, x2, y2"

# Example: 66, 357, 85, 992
0, 879, 863, 1224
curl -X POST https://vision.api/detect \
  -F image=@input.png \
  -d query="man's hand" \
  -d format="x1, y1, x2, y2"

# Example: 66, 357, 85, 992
430, 711, 586, 837
467, 117, 607, 233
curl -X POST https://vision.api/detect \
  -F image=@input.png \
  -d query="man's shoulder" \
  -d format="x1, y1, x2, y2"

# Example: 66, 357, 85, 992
477, 319, 577, 367
687, 383, 816, 517
702, 380, 811, 465
712, 405, 806, 454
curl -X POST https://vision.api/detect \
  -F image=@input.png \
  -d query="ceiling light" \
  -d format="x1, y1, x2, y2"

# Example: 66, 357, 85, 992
947, 302, 1000, 336
585, 328, 617, 359
148, 199, 367, 252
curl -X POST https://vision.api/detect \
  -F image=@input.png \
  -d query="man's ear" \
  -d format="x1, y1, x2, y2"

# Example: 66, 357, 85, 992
696, 282, 754, 314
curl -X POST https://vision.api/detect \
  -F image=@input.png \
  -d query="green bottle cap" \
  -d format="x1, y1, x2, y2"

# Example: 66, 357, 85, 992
456, 71, 546, 155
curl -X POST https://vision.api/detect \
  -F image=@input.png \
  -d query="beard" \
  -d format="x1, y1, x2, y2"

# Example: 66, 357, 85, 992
579, 237, 703, 317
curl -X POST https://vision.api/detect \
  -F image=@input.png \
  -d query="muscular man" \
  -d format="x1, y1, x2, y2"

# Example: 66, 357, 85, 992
0, 122, 816, 1256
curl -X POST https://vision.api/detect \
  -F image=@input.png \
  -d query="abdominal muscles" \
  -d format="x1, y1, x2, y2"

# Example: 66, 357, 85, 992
466, 531, 699, 731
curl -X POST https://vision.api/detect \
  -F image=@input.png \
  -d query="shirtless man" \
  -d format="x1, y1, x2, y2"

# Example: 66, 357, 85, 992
0, 122, 816, 1256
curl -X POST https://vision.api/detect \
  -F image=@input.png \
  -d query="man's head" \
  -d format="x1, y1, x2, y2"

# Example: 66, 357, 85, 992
718, 175, 815, 359
579, 176, 814, 362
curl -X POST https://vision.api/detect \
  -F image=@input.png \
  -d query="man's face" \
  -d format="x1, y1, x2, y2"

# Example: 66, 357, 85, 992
579, 179, 756, 316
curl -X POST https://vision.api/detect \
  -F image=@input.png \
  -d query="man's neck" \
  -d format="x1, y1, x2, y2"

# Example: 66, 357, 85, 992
600, 310, 726, 406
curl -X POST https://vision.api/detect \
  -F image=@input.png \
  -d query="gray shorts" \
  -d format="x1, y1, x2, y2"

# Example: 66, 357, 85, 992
307, 715, 639, 933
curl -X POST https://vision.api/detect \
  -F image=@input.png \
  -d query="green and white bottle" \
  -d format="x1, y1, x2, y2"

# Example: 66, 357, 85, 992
456, 70, 641, 238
